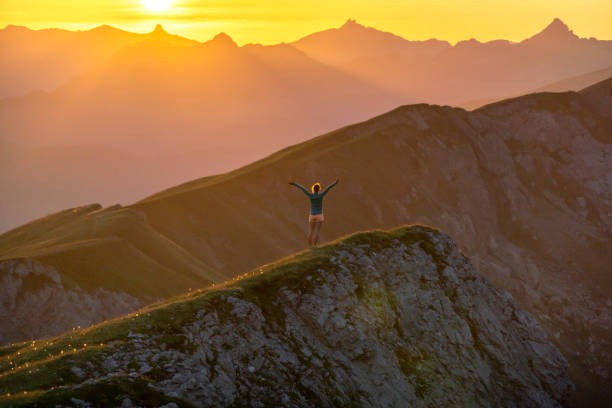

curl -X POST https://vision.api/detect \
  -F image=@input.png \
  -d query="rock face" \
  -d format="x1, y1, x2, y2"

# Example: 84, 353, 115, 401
0, 258, 144, 345
0, 227, 573, 407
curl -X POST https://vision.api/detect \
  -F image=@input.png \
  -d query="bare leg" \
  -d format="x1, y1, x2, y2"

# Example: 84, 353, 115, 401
313, 221, 323, 246
308, 221, 316, 246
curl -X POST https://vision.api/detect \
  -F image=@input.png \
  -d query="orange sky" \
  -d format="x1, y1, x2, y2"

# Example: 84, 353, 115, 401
1, 0, 611, 45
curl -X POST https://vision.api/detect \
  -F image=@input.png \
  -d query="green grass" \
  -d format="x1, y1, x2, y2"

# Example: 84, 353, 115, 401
0, 205, 223, 298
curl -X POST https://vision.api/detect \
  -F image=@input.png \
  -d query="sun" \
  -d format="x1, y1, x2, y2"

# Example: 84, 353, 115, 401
142, 0, 173, 12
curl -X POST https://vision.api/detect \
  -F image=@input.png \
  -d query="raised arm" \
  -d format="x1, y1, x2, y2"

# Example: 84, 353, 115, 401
289, 182, 311, 196
322, 179, 339, 195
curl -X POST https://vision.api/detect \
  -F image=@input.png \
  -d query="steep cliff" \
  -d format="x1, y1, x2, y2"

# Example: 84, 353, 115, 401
0, 227, 572, 407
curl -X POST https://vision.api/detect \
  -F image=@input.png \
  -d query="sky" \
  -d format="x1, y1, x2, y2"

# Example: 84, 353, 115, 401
0, 0, 611, 45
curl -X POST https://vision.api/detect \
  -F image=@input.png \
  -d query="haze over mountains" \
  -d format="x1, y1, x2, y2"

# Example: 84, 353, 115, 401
1, 18, 612, 232
460, 66, 612, 110
310, 18, 612, 106
2, 78, 611, 406
0, 23, 197, 98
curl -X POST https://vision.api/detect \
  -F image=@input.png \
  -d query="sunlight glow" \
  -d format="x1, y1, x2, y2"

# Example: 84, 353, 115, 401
0, 1, 610, 45
142, 0, 173, 12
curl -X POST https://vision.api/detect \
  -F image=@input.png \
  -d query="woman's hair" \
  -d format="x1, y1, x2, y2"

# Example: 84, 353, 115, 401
311, 182, 321, 193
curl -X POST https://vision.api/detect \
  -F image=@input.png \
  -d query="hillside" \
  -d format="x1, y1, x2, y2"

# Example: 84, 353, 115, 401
0, 204, 223, 345
0, 226, 573, 407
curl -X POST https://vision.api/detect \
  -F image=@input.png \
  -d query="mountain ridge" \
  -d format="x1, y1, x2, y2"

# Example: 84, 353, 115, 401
329, 18, 612, 105
0, 226, 573, 407
291, 18, 451, 66
0, 22, 199, 98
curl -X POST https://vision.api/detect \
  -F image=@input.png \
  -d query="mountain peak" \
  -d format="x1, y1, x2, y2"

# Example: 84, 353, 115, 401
210, 32, 237, 47
89, 24, 122, 34
526, 18, 578, 44
543, 18, 571, 34
2, 24, 29, 32
340, 18, 363, 30
151, 24, 167, 35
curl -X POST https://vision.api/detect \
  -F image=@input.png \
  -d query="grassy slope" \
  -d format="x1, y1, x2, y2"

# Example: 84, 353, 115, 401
1, 102, 434, 294
0, 225, 438, 407
129, 102, 472, 274
0, 204, 224, 298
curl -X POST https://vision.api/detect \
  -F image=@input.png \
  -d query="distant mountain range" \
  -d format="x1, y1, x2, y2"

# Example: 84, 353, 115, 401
3, 18, 610, 101
0, 23, 197, 98
2, 78, 610, 406
0, 26, 403, 233
291, 18, 452, 66
1, 18, 611, 233
312, 18, 612, 105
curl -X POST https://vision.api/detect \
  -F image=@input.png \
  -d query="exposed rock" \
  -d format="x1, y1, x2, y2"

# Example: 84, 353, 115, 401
71, 366, 86, 378
0, 258, 144, 345
0, 227, 573, 407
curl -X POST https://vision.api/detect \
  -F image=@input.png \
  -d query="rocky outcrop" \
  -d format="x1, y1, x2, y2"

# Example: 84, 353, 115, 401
0, 258, 144, 345
0, 227, 573, 407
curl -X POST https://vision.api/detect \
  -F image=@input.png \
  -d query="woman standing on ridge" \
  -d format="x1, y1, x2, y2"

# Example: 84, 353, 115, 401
289, 179, 339, 247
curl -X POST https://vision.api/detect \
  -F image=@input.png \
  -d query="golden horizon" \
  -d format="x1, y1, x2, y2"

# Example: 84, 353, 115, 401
0, 0, 611, 46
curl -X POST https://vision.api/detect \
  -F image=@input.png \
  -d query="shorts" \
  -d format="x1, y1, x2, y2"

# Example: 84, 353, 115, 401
309, 213, 324, 222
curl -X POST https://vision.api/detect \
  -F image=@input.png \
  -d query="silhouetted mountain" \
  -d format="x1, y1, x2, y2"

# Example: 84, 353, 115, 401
0, 32, 404, 233
0, 24, 198, 98
292, 18, 451, 65
522, 18, 579, 46
1, 79, 610, 405
324, 18, 612, 104
208, 32, 237, 48
0, 227, 573, 407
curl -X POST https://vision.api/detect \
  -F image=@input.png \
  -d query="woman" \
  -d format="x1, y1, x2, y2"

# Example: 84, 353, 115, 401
289, 178, 339, 247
